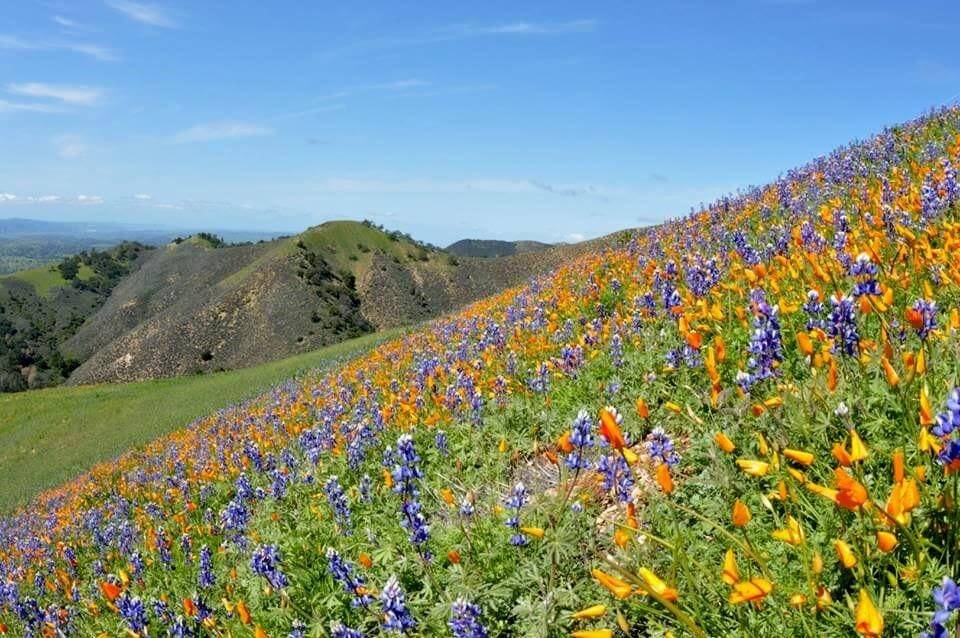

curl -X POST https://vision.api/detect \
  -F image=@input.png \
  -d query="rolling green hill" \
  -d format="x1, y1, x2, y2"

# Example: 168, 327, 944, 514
0, 329, 398, 512
63, 220, 602, 385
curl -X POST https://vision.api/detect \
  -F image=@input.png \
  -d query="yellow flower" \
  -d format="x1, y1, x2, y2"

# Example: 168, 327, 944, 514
855, 589, 883, 637
638, 567, 678, 602
714, 431, 736, 453
520, 526, 545, 539
783, 448, 815, 466
721, 548, 739, 585
571, 604, 607, 620
591, 568, 632, 600
732, 499, 751, 527
736, 459, 770, 477
772, 515, 804, 546
849, 430, 869, 463
876, 531, 898, 553
655, 463, 674, 494
571, 630, 613, 638
729, 578, 773, 605
834, 539, 857, 569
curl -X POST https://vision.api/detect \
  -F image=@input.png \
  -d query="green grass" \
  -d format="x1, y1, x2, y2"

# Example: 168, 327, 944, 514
0, 329, 400, 513
1, 262, 93, 295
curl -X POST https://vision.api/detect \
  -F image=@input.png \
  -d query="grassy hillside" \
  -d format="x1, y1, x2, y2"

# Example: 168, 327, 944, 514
446, 238, 552, 258
2, 261, 94, 295
0, 242, 149, 390
3, 106, 960, 637
64, 220, 599, 385
0, 329, 397, 512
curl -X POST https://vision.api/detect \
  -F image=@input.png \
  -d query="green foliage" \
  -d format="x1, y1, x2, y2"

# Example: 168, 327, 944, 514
0, 330, 397, 511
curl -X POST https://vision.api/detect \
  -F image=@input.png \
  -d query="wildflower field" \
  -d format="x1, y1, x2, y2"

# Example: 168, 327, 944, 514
6, 106, 960, 637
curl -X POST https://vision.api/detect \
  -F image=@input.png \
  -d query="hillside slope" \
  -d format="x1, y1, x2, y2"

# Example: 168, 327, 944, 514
0, 329, 397, 512
3, 107, 959, 637
445, 238, 552, 258
65, 221, 606, 384
0, 242, 149, 390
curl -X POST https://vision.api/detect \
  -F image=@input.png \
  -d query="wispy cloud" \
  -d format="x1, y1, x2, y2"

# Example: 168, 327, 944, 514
171, 121, 273, 144
54, 134, 88, 158
8, 83, 103, 106
0, 34, 116, 61
316, 20, 597, 61
133, 193, 153, 200
52, 15, 81, 29
458, 19, 598, 36
528, 180, 608, 200
0, 98, 63, 114
272, 79, 429, 120
0, 193, 102, 204
307, 177, 613, 199
105, 1, 177, 28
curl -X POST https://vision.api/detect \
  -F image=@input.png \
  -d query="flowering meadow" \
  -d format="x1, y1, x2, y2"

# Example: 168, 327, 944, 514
5, 106, 960, 637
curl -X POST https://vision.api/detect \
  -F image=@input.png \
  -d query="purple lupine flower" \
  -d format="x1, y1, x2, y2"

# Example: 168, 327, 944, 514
565, 409, 594, 471
326, 548, 373, 607
449, 597, 488, 638
380, 575, 417, 633
169, 615, 195, 637
251, 545, 288, 590
458, 496, 475, 518
529, 361, 550, 393
850, 253, 881, 297
117, 594, 148, 635
826, 294, 860, 356
646, 427, 680, 467
741, 289, 783, 389
610, 333, 624, 368
324, 476, 352, 535
435, 430, 449, 455
597, 453, 634, 503
392, 434, 430, 554
270, 469, 289, 500
933, 389, 960, 438
288, 620, 308, 638
331, 622, 364, 638
922, 577, 960, 638
803, 289, 824, 330
504, 482, 529, 546
220, 497, 250, 536
198, 545, 215, 589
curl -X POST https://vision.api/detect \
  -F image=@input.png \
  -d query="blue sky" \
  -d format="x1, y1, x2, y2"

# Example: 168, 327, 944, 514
1, 1, 958, 245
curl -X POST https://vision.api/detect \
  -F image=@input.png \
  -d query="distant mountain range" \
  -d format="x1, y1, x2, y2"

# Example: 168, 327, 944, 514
1, 219, 616, 391
0, 217, 288, 275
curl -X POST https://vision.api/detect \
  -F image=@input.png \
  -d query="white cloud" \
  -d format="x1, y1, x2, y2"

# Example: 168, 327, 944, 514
308, 177, 616, 199
105, 1, 177, 28
54, 135, 87, 158
467, 20, 598, 36
0, 193, 96, 204
133, 193, 153, 200
53, 15, 80, 29
565, 232, 586, 242
8, 83, 102, 106
0, 34, 116, 61
0, 98, 63, 113
171, 121, 273, 144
